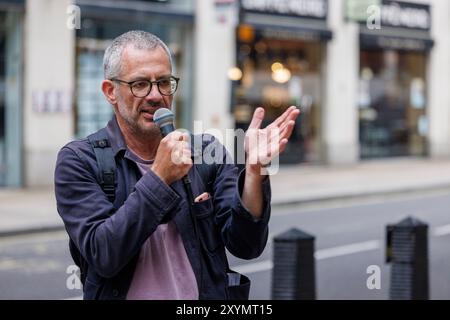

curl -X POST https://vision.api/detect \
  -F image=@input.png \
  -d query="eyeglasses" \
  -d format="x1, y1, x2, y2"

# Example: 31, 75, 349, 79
110, 76, 180, 97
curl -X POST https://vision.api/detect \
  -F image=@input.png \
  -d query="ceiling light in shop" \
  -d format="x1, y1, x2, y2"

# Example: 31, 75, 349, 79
238, 24, 255, 43
271, 62, 284, 72
272, 68, 291, 84
228, 67, 243, 81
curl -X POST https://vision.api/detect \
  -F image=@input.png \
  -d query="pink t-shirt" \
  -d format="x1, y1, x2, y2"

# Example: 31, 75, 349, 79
126, 153, 198, 300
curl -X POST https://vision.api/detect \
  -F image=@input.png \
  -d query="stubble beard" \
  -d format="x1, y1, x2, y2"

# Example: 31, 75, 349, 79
116, 99, 161, 139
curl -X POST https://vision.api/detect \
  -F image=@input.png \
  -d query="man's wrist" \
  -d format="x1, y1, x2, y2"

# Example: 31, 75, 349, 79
245, 163, 266, 180
150, 165, 171, 186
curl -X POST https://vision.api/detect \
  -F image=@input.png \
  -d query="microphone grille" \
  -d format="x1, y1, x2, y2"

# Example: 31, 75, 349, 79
153, 108, 174, 126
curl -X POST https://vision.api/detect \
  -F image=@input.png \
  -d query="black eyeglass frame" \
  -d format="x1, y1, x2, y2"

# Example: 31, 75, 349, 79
110, 76, 180, 97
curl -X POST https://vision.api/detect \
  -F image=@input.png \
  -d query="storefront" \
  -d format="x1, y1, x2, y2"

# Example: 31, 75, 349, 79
0, 0, 23, 187
350, 0, 433, 159
233, 0, 331, 164
74, 0, 194, 137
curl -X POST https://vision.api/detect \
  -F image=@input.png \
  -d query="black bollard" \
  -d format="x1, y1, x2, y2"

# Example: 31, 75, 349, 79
386, 216, 429, 300
271, 228, 316, 300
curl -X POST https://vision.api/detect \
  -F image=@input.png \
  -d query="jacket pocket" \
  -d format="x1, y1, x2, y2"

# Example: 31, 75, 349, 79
192, 198, 221, 254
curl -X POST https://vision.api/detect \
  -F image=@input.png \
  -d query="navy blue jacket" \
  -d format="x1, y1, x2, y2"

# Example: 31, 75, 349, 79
54, 117, 271, 299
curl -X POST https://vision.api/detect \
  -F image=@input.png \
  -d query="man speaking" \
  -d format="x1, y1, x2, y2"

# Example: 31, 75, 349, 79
54, 30, 299, 300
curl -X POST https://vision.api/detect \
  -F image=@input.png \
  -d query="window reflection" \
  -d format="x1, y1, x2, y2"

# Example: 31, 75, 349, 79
359, 50, 427, 158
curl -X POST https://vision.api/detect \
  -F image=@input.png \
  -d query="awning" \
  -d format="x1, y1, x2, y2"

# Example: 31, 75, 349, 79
76, 0, 194, 23
0, 0, 24, 11
359, 26, 434, 52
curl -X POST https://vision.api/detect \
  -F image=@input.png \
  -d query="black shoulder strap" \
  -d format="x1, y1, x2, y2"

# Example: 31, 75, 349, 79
87, 128, 116, 203
70, 129, 116, 285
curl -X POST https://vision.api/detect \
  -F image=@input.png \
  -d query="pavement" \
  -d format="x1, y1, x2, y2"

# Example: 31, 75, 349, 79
1, 157, 450, 237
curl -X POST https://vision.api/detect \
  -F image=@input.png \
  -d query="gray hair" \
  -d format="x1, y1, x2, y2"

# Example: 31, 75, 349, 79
103, 30, 173, 79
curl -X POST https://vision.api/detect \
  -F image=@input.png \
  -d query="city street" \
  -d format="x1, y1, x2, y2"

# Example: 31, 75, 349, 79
236, 189, 450, 300
1, 189, 450, 300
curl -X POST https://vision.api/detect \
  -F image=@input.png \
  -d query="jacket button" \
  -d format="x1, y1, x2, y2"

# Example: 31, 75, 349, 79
112, 289, 119, 297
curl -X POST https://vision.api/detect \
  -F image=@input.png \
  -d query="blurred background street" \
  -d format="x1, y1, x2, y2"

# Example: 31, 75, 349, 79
2, 187, 450, 300
2, 158, 450, 299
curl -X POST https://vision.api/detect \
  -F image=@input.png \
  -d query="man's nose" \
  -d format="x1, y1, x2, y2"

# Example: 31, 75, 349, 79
144, 83, 162, 101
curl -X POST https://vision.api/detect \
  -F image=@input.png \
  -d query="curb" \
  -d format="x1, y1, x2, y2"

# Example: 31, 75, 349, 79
0, 225, 65, 238
271, 183, 450, 208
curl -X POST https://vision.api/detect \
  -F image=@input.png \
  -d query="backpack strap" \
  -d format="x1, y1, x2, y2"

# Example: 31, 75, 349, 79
87, 128, 116, 203
72, 129, 116, 285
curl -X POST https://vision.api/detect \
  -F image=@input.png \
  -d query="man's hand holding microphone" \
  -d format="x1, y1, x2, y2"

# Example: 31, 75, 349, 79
151, 108, 195, 205
151, 130, 192, 186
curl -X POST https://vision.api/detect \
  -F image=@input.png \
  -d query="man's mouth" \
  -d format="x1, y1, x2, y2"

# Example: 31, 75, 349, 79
141, 111, 153, 120
139, 107, 160, 121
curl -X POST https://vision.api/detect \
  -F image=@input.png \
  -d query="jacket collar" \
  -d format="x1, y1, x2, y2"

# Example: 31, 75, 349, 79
106, 115, 127, 157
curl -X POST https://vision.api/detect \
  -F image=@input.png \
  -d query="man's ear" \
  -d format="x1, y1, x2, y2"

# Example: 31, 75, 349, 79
102, 80, 117, 105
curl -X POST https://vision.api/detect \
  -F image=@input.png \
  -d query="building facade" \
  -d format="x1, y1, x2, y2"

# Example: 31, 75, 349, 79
200, 0, 450, 165
0, 0, 449, 188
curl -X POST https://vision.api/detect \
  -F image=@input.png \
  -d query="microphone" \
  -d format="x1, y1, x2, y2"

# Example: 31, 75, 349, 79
153, 108, 175, 138
153, 108, 194, 205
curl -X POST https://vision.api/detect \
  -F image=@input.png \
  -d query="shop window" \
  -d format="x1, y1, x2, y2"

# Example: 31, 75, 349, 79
234, 36, 324, 164
76, 45, 112, 138
0, 15, 5, 184
0, 10, 23, 187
